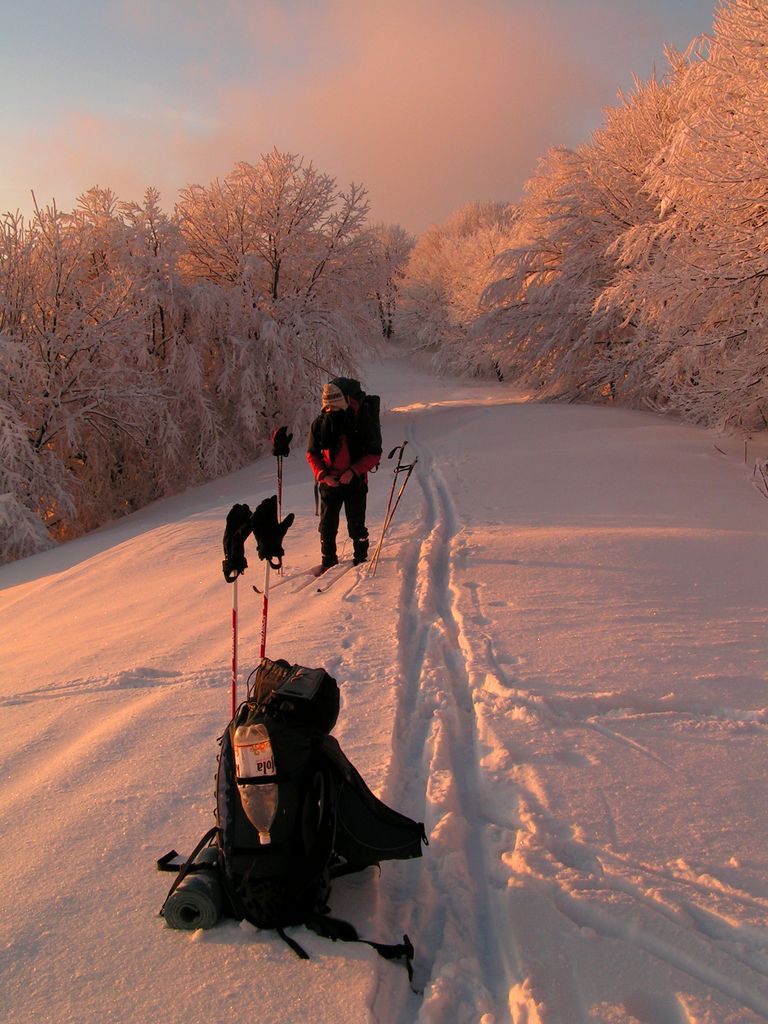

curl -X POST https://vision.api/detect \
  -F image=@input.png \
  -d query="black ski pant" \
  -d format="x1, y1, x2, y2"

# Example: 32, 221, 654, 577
318, 478, 369, 564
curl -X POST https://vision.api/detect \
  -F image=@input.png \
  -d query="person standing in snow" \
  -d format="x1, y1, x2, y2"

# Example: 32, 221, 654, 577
306, 380, 381, 571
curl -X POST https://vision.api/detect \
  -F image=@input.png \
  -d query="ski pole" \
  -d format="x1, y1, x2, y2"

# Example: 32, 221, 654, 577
384, 443, 407, 524
276, 455, 284, 576
370, 460, 416, 575
259, 560, 270, 659
369, 443, 408, 574
387, 461, 416, 529
276, 455, 283, 521
369, 445, 418, 576
231, 576, 239, 719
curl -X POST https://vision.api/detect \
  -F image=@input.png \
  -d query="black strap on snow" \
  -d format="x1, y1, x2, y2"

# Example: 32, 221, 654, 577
157, 826, 219, 917
274, 908, 416, 984
276, 927, 311, 960
367, 935, 416, 983
305, 913, 416, 984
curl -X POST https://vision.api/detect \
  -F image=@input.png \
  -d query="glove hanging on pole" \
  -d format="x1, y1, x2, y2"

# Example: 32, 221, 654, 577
271, 426, 292, 571
222, 494, 295, 579
271, 426, 292, 458
251, 494, 294, 663
250, 495, 294, 570
222, 503, 254, 582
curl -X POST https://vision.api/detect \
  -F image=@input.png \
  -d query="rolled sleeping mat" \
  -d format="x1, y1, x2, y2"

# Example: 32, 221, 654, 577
164, 849, 224, 930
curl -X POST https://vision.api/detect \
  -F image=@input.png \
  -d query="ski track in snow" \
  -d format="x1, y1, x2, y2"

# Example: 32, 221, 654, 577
471, 630, 768, 1019
478, 698, 768, 1004
377, 428, 523, 1023
372, 419, 768, 1023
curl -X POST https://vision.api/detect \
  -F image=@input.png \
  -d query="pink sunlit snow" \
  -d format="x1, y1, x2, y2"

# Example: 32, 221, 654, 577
3, 358, 768, 1023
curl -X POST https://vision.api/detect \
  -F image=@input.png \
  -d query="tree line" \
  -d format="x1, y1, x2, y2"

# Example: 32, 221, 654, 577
5, 0, 763, 564
395, 0, 768, 438
0, 150, 412, 563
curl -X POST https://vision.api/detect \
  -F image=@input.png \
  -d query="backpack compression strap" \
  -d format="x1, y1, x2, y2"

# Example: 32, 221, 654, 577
157, 826, 220, 916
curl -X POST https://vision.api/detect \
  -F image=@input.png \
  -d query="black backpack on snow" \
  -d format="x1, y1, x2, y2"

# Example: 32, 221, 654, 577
158, 657, 425, 975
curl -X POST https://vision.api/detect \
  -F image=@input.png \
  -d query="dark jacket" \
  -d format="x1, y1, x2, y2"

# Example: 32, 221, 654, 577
306, 397, 381, 484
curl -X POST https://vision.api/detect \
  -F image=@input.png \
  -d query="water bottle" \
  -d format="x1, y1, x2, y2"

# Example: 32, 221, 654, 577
233, 722, 278, 844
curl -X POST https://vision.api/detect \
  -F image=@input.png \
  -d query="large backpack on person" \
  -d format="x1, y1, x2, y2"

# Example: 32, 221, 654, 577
331, 377, 383, 457
158, 657, 425, 975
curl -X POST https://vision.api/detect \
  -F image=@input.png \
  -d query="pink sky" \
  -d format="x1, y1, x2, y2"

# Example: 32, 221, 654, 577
2, 0, 714, 234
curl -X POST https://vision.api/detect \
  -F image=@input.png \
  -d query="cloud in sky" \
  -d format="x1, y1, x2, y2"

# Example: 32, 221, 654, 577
1, 0, 714, 234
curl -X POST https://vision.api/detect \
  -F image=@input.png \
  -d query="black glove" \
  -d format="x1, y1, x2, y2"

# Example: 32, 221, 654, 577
222, 503, 253, 581
250, 495, 295, 569
271, 426, 293, 458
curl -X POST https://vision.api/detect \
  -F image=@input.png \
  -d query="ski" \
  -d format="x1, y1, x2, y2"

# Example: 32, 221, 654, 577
253, 564, 319, 594
252, 560, 359, 595
252, 569, 300, 594
314, 560, 357, 593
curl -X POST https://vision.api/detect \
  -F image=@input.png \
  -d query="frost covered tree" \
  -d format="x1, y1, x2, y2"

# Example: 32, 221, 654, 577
360, 223, 414, 339
602, 0, 768, 430
177, 150, 366, 298
482, 65, 686, 401
0, 190, 238, 557
2, 200, 115, 548
396, 201, 517, 377
0, 354, 67, 563
0, 213, 66, 561
482, 0, 768, 431
112, 188, 232, 495
0, 149, 390, 563
176, 150, 387, 467
385, 0, 768, 434
12, 193, 167, 537
176, 150, 376, 376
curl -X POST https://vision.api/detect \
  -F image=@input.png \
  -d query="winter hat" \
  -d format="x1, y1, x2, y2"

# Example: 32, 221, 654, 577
322, 381, 347, 410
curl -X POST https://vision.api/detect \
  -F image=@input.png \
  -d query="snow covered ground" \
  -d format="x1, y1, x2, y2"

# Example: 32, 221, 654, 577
3, 356, 768, 1024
